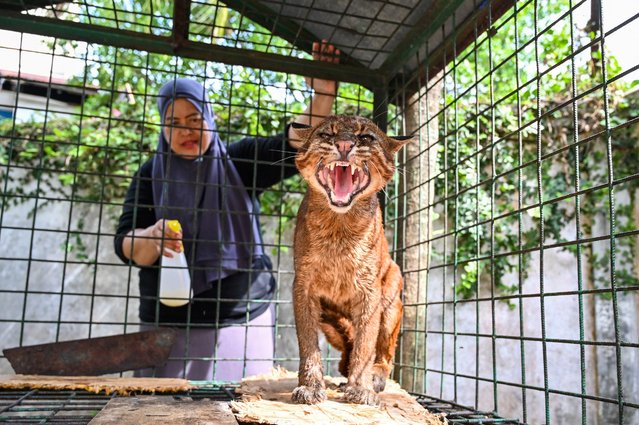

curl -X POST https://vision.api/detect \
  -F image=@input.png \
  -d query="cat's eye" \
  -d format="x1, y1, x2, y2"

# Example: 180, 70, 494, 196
358, 134, 374, 143
318, 132, 333, 139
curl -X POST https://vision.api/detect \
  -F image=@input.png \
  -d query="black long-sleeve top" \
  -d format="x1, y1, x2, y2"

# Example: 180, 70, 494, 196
114, 132, 298, 325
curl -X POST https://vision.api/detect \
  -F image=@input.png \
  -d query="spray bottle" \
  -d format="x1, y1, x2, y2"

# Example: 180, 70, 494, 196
159, 220, 192, 307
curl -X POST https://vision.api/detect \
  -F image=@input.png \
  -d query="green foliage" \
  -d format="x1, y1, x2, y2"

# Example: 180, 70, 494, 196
0, 0, 373, 260
2, 0, 636, 298
437, 0, 639, 299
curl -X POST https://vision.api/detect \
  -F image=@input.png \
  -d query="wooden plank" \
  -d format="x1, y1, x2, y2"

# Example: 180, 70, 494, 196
231, 368, 445, 425
0, 375, 194, 396
89, 396, 238, 425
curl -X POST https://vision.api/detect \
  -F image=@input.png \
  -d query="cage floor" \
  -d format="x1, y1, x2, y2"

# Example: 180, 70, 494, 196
414, 394, 521, 424
0, 388, 520, 424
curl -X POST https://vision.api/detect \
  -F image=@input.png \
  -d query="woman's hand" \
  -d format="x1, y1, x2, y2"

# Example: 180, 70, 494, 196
149, 219, 183, 257
289, 40, 341, 148
305, 40, 340, 96
122, 219, 183, 266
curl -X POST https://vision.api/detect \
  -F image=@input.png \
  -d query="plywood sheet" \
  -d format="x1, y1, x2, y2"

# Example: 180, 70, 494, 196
231, 368, 445, 424
0, 375, 194, 395
88, 395, 237, 425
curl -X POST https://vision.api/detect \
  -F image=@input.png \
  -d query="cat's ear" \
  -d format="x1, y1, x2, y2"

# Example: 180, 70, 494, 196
291, 122, 313, 141
388, 135, 416, 153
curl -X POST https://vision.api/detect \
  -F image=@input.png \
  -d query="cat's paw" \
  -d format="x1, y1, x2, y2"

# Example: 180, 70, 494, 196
343, 385, 380, 406
372, 373, 386, 393
291, 385, 327, 404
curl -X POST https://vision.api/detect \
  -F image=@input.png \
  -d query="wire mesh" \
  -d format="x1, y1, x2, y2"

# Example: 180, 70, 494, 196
388, 0, 639, 424
0, 387, 515, 424
0, 387, 239, 423
414, 393, 522, 424
16, 1, 175, 37
0, 389, 113, 424
0, 0, 638, 424
0, 6, 373, 382
8, 0, 457, 70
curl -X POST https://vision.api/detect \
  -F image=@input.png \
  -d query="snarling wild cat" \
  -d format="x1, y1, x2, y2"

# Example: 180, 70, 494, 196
291, 115, 413, 406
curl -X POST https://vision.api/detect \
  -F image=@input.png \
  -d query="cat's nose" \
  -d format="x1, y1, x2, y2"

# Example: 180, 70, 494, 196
336, 140, 354, 154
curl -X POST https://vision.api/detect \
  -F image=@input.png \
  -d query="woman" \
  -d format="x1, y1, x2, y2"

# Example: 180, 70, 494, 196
114, 42, 338, 380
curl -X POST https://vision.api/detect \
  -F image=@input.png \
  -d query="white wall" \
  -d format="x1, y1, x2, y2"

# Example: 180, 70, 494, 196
0, 90, 78, 122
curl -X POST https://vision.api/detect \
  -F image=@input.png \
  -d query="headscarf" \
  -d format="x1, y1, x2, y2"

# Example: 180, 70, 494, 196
152, 78, 263, 294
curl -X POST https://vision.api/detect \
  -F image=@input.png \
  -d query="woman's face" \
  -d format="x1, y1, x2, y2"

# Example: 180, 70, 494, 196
163, 98, 211, 158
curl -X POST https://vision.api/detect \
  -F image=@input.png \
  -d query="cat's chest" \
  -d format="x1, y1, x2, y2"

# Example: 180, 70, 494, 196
313, 229, 363, 251
295, 203, 383, 293
301, 208, 378, 261
309, 226, 374, 265
305, 230, 378, 291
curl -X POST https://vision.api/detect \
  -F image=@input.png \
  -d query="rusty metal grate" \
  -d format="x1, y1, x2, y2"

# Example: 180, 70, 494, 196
414, 393, 522, 424
0, 390, 112, 424
0, 387, 518, 424
0, 387, 239, 423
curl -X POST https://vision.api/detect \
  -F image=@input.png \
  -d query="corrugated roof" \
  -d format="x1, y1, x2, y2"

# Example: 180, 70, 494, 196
0, 0, 514, 93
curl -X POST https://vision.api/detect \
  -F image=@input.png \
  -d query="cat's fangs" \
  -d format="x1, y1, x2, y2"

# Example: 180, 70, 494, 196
326, 161, 360, 174
317, 161, 370, 206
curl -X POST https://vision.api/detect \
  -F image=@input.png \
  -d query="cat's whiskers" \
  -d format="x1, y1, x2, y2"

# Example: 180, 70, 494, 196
368, 160, 391, 201
379, 187, 390, 201
371, 99, 390, 122
268, 148, 294, 154
269, 154, 298, 165
393, 166, 414, 177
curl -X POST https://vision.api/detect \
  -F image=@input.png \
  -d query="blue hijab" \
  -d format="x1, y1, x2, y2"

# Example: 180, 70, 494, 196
152, 78, 263, 294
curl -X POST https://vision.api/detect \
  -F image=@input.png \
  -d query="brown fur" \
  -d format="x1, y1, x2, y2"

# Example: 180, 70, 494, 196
290, 115, 413, 406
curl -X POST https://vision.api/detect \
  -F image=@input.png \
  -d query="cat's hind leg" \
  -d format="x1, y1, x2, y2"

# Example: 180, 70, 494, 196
373, 261, 403, 393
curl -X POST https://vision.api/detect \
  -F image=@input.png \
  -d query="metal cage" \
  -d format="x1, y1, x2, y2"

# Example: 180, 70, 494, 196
1, 0, 638, 424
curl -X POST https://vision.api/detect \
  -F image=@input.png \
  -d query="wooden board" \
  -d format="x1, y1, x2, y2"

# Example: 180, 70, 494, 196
231, 368, 445, 424
88, 395, 237, 425
0, 375, 194, 395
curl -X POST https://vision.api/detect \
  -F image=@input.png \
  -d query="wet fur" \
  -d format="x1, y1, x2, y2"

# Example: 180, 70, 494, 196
291, 115, 412, 405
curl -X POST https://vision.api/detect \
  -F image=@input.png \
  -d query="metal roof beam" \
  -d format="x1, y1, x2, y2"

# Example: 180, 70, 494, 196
172, 0, 191, 47
0, 10, 383, 88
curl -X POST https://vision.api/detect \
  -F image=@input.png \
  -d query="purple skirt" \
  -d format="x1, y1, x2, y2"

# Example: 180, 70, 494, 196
134, 306, 274, 381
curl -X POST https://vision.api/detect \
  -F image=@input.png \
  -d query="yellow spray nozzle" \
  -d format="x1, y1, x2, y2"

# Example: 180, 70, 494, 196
167, 220, 182, 233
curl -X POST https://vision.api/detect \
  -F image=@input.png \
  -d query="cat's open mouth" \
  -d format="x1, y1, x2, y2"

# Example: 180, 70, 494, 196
316, 161, 370, 207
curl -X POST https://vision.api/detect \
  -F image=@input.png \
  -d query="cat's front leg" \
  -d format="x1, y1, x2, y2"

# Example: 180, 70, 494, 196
291, 283, 326, 404
343, 294, 382, 406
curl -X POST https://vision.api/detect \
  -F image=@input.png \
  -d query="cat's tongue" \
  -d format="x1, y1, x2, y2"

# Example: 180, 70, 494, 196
333, 166, 353, 202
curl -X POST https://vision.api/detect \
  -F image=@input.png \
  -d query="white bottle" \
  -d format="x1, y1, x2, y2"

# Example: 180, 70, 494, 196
159, 220, 192, 307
